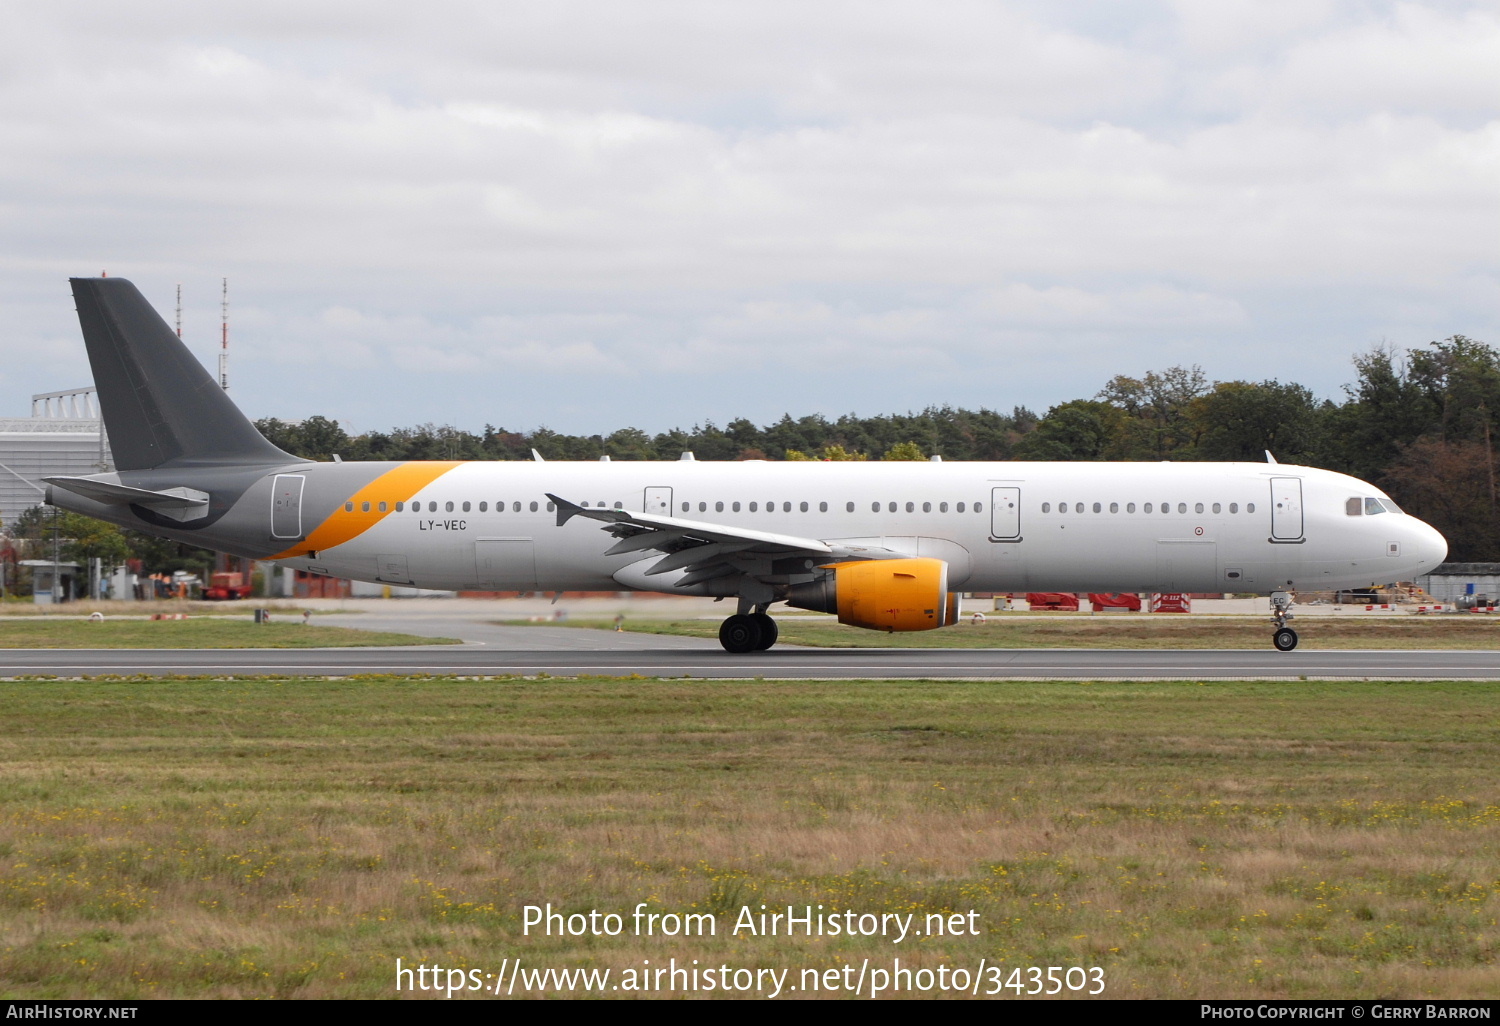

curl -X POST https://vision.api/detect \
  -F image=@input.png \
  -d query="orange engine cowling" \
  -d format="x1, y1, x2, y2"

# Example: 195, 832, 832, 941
786, 558, 961, 632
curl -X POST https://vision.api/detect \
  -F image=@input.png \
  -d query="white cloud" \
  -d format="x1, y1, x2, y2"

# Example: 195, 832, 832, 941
0, 1, 1494, 433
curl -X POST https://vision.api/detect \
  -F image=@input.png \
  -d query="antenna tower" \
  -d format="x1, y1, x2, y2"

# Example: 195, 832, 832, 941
175, 283, 182, 338
219, 277, 229, 392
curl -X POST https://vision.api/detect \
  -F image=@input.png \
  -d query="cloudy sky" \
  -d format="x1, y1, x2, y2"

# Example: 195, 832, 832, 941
3, 1, 1496, 437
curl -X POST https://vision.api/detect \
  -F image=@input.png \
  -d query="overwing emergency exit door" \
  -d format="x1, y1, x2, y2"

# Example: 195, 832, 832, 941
644, 487, 673, 515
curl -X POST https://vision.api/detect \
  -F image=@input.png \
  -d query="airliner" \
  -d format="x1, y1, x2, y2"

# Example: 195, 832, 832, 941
44, 278, 1447, 653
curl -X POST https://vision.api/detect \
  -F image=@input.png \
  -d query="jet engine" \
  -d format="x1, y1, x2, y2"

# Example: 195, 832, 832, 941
786, 557, 961, 632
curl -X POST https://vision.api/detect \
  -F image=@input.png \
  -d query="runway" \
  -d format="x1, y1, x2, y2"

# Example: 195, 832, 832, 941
4, 644, 1500, 680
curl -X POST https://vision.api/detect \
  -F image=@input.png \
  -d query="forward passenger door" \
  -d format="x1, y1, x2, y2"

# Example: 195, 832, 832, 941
1270, 478, 1304, 541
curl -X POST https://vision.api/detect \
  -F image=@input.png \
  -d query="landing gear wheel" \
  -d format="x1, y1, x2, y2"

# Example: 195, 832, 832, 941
719, 614, 763, 654
752, 613, 778, 650
1273, 627, 1299, 652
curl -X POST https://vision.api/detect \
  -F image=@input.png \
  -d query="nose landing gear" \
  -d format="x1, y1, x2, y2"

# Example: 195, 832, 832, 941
1270, 591, 1297, 651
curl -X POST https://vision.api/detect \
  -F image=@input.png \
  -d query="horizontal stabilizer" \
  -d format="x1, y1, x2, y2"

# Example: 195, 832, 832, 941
45, 476, 209, 522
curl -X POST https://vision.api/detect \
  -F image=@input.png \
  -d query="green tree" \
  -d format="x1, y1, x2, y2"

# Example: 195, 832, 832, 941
1097, 365, 1209, 459
59, 512, 131, 569
1013, 401, 1122, 461
1190, 380, 1322, 462
786, 445, 868, 461
881, 441, 926, 461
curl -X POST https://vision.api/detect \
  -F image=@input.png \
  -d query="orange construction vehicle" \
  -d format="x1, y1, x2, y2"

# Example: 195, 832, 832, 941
203, 571, 252, 601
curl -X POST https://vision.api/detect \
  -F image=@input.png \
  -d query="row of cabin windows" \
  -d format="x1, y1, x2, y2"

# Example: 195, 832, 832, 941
1041, 501, 1257, 515
343, 498, 987, 515
344, 500, 560, 513
681, 500, 985, 514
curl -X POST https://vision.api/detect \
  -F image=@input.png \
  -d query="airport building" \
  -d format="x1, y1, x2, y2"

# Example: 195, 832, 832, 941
0, 387, 112, 528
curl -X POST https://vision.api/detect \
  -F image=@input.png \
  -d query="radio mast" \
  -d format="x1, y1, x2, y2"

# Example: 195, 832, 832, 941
219, 277, 229, 392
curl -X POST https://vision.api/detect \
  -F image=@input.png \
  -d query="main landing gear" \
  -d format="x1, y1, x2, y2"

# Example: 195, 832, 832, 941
719, 612, 779, 653
1271, 591, 1298, 652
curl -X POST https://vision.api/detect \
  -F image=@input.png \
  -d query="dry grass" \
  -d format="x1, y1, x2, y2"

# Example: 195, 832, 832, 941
549, 614, 1500, 649
0, 620, 457, 648
0, 599, 329, 617
0, 677, 1497, 999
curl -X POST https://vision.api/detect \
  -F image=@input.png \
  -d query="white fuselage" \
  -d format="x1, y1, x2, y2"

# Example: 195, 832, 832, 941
274, 460, 1447, 596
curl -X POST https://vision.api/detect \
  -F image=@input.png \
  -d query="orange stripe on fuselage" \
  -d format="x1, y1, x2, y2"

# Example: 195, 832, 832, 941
269, 461, 463, 559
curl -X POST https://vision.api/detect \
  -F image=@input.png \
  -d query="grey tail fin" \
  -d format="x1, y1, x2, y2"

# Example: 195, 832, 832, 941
70, 277, 303, 471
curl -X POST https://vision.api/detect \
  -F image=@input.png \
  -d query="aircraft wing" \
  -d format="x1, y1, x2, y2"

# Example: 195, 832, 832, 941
548, 493, 866, 587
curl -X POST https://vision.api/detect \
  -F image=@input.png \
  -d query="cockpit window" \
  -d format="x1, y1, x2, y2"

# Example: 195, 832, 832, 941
1364, 497, 1387, 515
1380, 497, 1402, 514
1346, 497, 1362, 516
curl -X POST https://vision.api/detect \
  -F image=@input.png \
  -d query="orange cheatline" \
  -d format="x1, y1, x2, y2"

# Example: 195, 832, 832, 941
269, 461, 463, 559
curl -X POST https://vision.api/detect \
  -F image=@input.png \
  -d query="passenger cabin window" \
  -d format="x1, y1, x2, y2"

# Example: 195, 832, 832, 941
1229, 503, 1238, 513
716, 501, 724, 512
462, 501, 471, 512
445, 501, 455, 512
1093, 502, 1102, 513
887, 502, 896, 513
939, 502, 948, 512
733, 502, 741, 512
820, 502, 828, 512
1211, 503, 1220, 513
845, 502, 854, 512
1127, 503, 1135, 513
957, 502, 966, 512
396, 502, 404, 512
1041, 502, 1051, 513
1194, 503, 1204, 514
800, 502, 809, 512
1247, 502, 1256, 513
530, 501, 539, 512
344, 502, 354, 512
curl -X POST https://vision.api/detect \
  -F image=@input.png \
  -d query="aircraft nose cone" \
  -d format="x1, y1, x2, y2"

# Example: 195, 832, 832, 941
1413, 520, 1448, 572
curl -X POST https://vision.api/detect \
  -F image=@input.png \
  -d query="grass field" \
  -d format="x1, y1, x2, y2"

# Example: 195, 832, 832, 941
0, 676, 1496, 999
543, 615, 1500, 649
0, 619, 457, 648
